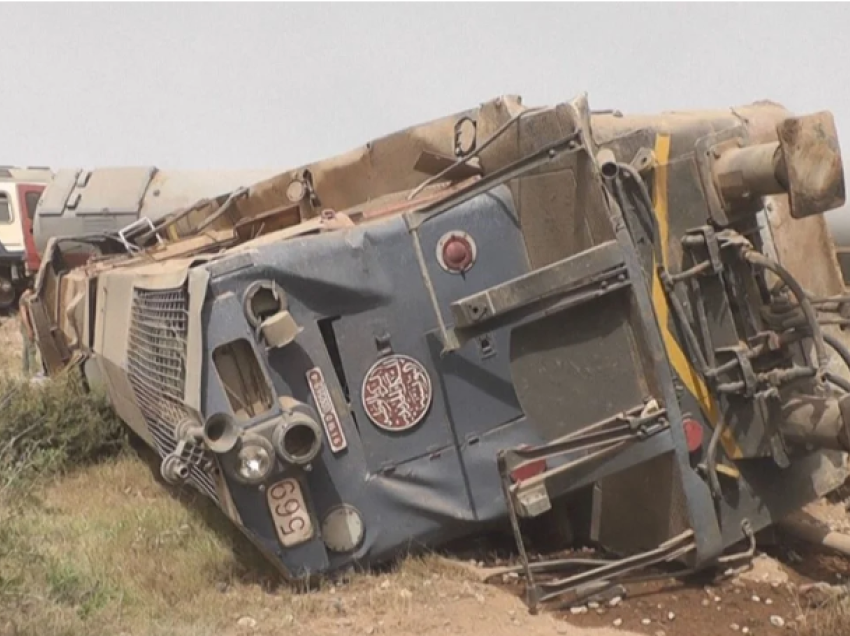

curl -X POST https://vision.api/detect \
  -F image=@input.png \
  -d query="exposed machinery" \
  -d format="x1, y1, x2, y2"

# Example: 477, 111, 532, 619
29, 166, 280, 260
23, 93, 850, 609
0, 166, 279, 311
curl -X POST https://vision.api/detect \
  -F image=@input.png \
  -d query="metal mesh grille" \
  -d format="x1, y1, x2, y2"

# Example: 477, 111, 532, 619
127, 286, 219, 502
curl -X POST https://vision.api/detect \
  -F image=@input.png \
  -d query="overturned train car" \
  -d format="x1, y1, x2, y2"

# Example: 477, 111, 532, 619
24, 94, 850, 607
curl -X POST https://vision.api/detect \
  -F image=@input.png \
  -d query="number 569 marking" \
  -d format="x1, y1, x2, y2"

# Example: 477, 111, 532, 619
267, 478, 314, 547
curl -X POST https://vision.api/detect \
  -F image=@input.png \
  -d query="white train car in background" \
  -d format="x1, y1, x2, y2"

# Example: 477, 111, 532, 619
0, 167, 51, 309
0, 165, 280, 310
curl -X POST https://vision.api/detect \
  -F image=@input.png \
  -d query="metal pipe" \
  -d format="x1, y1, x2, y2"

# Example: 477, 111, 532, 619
407, 107, 546, 201
713, 142, 788, 206
596, 149, 619, 180
744, 250, 829, 376
779, 517, 850, 559
823, 332, 850, 375
705, 418, 727, 500
195, 187, 248, 233
826, 372, 850, 393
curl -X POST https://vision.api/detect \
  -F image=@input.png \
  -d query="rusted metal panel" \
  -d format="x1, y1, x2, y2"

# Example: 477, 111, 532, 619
777, 111, 845, 219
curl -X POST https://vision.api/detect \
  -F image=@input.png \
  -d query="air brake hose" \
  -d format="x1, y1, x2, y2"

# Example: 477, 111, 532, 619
601, 158, 726, 497
826, 372, 850, 393
819, 332, 850, 394
743, 250, 829, 379
705, 418, 726, 500
823, 332, 850, 375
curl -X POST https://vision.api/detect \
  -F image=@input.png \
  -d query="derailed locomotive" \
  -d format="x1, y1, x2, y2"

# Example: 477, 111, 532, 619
24, 93, 850, 608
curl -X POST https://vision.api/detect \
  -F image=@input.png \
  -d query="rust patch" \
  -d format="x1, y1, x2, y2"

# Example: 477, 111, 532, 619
777, 111, 846, 219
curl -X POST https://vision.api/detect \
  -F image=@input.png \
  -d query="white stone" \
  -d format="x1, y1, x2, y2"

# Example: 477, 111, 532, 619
236, 617, 257, 629
770, 615, 785, 628
613, 618, 623, 627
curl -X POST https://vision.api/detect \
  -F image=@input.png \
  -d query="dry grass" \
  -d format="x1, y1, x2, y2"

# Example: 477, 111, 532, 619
0, 314, 485, 636
5, 312, 850, 636
2, 455, 281, 636
0, 449, 483, 636
793, 595, 850, 635
0, 315, 23, 376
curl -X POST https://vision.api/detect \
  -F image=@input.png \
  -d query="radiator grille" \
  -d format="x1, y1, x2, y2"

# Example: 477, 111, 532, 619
127, 286, 219, 502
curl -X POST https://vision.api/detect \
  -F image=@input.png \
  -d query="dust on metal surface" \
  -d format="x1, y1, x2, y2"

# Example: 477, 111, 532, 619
21, 91, 850, 613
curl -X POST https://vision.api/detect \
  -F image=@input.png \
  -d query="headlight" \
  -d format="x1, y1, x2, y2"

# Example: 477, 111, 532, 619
234, 436, 275, 485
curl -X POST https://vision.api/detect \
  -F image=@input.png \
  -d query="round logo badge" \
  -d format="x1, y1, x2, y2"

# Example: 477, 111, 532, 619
361, 354, 433, 432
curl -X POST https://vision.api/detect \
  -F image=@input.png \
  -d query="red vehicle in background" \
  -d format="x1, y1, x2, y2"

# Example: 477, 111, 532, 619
0, 167, 50, 310
0, 165, 280, 312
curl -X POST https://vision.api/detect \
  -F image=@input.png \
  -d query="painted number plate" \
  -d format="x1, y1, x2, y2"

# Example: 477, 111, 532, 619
267, 478, 314, 547
306, 366, 348, 453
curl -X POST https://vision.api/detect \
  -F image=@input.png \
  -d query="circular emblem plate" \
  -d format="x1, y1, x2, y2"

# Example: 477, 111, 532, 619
361, 354, 433, 431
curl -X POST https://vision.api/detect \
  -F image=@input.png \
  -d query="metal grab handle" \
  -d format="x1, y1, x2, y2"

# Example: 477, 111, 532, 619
117, 216, 160, 253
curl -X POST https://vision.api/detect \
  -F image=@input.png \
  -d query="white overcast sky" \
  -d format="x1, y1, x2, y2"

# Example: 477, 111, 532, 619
2, 2, 849, 174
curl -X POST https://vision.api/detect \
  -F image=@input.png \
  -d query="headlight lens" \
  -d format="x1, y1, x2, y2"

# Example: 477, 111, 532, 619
234, 437, 274, 484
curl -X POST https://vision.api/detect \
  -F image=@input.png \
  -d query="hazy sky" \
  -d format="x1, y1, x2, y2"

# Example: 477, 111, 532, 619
2, 2, 850, 174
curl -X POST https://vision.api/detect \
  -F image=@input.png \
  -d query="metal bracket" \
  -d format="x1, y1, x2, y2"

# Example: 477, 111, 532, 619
725, 346, 758, 397
404, 132, 584, 354
496, 404, 673, 611
682, 226, 724, 275
452, 241, 626, 329
375, 333, 393, 357
694, 126, 751, 225
515, 482, 552, 518
501, 404, 669, 478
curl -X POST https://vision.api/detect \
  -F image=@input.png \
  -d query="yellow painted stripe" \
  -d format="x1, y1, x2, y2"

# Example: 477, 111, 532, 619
649, 134, 742, 459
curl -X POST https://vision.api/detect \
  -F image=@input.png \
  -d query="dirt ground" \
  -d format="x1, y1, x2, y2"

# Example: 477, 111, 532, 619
2, 313, 850, 636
